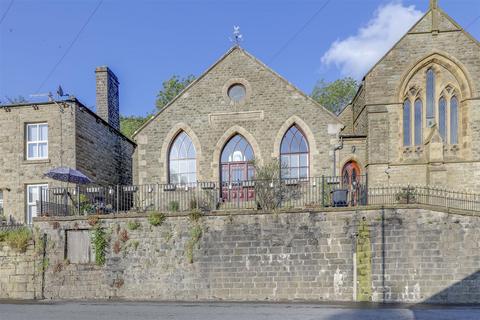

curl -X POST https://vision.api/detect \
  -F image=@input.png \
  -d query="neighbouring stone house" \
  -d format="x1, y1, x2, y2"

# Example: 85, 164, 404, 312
0, 67, 135, 224
133, 0, 480, 195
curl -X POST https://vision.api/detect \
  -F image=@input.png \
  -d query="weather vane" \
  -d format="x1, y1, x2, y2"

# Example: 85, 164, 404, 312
230, 26, 243, 46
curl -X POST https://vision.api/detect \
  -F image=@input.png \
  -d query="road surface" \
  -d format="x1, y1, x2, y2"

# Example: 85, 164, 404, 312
1, 301, 479, 320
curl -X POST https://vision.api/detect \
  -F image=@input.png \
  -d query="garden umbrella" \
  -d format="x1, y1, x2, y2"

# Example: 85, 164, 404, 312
44, 167, 92, 185
44, 167, 93, 216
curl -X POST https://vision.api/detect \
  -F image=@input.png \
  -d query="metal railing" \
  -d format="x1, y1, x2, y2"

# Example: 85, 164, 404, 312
37, 176, 480, 217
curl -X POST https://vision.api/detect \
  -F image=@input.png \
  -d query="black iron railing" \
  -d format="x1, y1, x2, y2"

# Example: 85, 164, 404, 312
36, 176, 480, 217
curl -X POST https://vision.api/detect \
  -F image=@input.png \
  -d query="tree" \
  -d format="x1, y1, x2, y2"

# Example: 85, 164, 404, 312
311, 77, 359, 115
120, 115, 149, 139
155, 75, 196, 110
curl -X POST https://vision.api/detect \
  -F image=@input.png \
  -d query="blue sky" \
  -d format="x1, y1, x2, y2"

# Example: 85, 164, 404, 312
0, 0, 479, 117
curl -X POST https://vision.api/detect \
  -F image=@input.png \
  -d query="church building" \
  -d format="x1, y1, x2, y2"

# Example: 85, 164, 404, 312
133, 0, 480, 194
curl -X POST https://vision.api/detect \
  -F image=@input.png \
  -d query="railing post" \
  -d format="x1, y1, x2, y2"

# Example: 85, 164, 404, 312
365, 173, 369, 206
321, 175, 325, 207
116, 185, 119, 215
76, 186, 80, 215
407, 184, 410, 204
39, 188, 44, 218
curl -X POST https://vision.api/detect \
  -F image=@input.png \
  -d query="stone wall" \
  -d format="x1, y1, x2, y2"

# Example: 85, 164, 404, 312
75, 104, 135, 185
0, 240, 36, 299
31, 206, 480, 304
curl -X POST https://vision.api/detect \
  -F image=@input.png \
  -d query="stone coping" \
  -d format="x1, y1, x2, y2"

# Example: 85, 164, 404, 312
33, 204, 480, 223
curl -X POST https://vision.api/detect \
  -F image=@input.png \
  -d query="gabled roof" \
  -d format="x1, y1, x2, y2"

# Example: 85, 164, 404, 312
361, 3, 479, 82
132, 46, 341, 137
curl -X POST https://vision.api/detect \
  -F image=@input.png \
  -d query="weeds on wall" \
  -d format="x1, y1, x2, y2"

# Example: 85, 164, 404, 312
0, 227, 32, 253
126, 221, 141, 231
91, 225, 109, 266
188, 209, 203, 223
185, 224, 202, 264
168, 201, 180, 212
148, 212, 166, 226
87, 215, 100, 226
119, 229, 129, 242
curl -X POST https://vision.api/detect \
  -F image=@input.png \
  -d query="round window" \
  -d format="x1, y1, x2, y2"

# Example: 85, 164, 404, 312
227, 84, 246, 102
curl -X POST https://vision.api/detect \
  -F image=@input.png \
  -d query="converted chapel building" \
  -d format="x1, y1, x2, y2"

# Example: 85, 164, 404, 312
134, 1, 479, 196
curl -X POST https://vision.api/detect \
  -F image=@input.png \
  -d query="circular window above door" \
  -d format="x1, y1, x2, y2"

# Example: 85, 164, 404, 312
227, 84, 246, 102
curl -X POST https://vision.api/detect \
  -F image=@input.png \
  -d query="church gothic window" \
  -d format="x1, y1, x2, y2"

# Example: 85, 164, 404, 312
169, 131, 197, 184
280, 125, 309, 179
402, 65, 460, 148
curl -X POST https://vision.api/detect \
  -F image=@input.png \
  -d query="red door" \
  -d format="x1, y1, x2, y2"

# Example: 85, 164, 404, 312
342, 161, 361, 205
221, 162, 255, 202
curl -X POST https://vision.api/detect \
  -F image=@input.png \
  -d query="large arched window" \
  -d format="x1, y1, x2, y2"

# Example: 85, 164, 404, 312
280, 125, 309, 179
169, 131, 196, 184
450, 96, 458, 144
220, 134, 254, 183
414, 99, 423, 146
426, 68, 435, 126
403, 100, 411, 146
438, 97, 447, 142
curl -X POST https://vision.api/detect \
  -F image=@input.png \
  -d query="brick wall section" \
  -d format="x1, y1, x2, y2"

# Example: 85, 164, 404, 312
0, 242, 36, 299
30, 207, 480, 303
75, 106, 135, 185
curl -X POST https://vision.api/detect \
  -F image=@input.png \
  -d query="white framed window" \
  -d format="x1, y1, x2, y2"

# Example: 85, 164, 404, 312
26, 123, 48, 160
26, 184, 48, 224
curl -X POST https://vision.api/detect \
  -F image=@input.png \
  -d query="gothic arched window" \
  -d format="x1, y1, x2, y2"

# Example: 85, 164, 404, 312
169, 131, 197, 184
414, 99, 423, 145
426, 68, 435, 126
220, 134, 255, 183
280, 125, 309, 179
438, 97, 447, 142
403, 100, 411, 146
450, 96, 458, 144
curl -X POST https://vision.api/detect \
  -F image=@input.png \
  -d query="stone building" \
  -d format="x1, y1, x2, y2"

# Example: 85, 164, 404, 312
0, 67, 135, 224
133, 0, 480, 194
339, 0, 480, 189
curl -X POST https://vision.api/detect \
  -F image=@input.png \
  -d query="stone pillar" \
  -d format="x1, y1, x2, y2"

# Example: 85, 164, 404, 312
95, 66, 120, 130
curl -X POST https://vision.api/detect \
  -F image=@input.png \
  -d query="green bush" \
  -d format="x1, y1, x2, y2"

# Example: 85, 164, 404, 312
148, 212, 166, 226
91, 226, 108, 266
0, 227, 32, 253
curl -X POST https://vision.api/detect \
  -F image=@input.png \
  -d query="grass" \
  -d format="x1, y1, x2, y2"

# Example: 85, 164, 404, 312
0, 227, 32, 253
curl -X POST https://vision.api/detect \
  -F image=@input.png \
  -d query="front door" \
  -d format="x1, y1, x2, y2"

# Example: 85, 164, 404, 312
221, 162, 255, 201
342, 161, 362, 205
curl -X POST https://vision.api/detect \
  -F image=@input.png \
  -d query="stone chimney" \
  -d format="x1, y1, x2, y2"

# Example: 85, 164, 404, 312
95, 66, 120, 130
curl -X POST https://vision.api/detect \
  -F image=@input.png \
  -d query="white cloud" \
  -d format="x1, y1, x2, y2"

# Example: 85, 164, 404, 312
321, 2, 423, 79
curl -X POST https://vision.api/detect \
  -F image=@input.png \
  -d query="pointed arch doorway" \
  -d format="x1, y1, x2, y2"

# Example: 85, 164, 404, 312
341, 160, 365, 206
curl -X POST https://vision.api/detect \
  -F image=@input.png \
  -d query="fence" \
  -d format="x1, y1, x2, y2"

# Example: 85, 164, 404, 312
37, 176, 480, 217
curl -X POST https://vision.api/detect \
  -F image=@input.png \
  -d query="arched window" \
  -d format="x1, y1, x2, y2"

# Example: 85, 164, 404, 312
438, 97, 447, 142
280, 125, 309, 179
169, 131, 196, 184
414, 99, 423, 146
220, 134, 254, 183
426, 68, 435, 126
403, 100, 411, 146
450, 96, 458, 144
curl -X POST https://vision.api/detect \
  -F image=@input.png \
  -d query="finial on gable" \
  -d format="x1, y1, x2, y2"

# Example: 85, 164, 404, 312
430, 0, 439, 33
430, 0, 438, 10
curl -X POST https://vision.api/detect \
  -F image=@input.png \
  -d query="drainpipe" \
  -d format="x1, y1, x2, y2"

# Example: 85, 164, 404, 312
333, 137, 344, 177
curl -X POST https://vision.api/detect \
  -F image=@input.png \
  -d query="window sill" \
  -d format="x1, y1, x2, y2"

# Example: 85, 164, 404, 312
22, 159, 50, 165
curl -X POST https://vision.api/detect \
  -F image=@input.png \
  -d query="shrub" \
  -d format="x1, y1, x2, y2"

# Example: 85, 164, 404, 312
0, 227, 32, 253
148, 212, 166, 226
91, 226, 108, 266
185, 224, 202, 264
